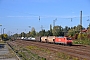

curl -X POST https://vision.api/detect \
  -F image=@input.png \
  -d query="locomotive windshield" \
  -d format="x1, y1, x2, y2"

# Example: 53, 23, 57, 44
67, 38, 72, 40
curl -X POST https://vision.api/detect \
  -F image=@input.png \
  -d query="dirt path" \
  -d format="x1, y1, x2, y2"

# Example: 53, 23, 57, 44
0, 43, 19, 60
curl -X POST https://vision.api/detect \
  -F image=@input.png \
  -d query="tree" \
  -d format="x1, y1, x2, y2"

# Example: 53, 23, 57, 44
67, 25, 81, 37
63, 26, 70, 36
78, 33, 87, 40
50, 24, 53, 36
36, 32, 39, 37
75, 25, 84, 32
27, 31, 31, 37
38, 30, 45, 36
52, 26, 63, 36
30, 27, 36, 37
31, 27, 35, 32
21, 32, 26, 37
44, 30, 51, 36
0, 34, 9, 40
87, 23, 90, 29
64, 26, 70, 31
67, 29, 75, 37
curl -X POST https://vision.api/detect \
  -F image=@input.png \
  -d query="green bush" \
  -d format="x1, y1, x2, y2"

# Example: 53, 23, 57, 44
73, 39, 90, 45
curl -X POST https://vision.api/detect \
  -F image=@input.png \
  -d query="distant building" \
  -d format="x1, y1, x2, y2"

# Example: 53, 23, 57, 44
82, 29, 87, 32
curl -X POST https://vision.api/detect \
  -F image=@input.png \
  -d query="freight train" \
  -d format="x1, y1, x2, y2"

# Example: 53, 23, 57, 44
37, 36, 72, 45
20, 36, 73, 45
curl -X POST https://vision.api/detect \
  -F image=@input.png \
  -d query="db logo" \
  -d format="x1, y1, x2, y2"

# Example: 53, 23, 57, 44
59, 39, 61, 41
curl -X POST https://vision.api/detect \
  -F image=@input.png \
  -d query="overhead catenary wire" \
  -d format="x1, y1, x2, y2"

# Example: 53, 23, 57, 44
1, 8, 90, 19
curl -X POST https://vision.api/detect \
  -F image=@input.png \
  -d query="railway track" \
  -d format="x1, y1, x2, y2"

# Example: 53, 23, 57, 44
9, 40, 90, 60
17, 40, 90, 52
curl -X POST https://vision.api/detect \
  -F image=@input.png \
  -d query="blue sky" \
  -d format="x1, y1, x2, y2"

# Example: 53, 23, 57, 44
0, 0, 90, 35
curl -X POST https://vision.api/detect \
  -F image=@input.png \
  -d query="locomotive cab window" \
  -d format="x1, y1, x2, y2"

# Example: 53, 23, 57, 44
67, 38, 72, 40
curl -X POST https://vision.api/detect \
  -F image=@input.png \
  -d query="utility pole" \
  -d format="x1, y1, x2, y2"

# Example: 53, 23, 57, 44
9, 31, 11, 39
70, 18, 72, 29
28, 26, 31, 37
41, 25, 44, 30
53, 18, 57, 28
80, 11, 82, 40
50, 24, 52, 30
17, 29, 18, 39
1, 28, 2, 40
3, 28, 5, 40
87, 16, 90, 21
87, 16, 90, 26
1, 28, 2, 35
25, 29, 27, 37
29, 26, 31, 31
0, 25, 2, 39
3, 28, 5, 35
71, 18, 72, 22
9, 31, 10, 37
39, 16, 40, 22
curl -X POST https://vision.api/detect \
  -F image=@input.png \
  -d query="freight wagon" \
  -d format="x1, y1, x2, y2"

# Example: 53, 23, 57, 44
40, 36, 56, 43
35, 36, 41, 42
41, 36, 48, 42
47, 36, 55, 43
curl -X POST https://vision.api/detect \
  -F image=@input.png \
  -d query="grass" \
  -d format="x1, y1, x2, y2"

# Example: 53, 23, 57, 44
10, 45, 46, 60
57, 52, 80, 60
26, 46, 82, 60
26, 49, 46, 60
26, 46, 51, 54
0, 40, 5, 43
7, 46, 17, 58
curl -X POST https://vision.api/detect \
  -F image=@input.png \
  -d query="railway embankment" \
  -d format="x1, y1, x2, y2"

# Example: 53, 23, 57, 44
8, 40, 90, 60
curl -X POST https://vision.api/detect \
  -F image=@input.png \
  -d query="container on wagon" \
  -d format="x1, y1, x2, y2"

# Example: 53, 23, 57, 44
21, 37, 24, 40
